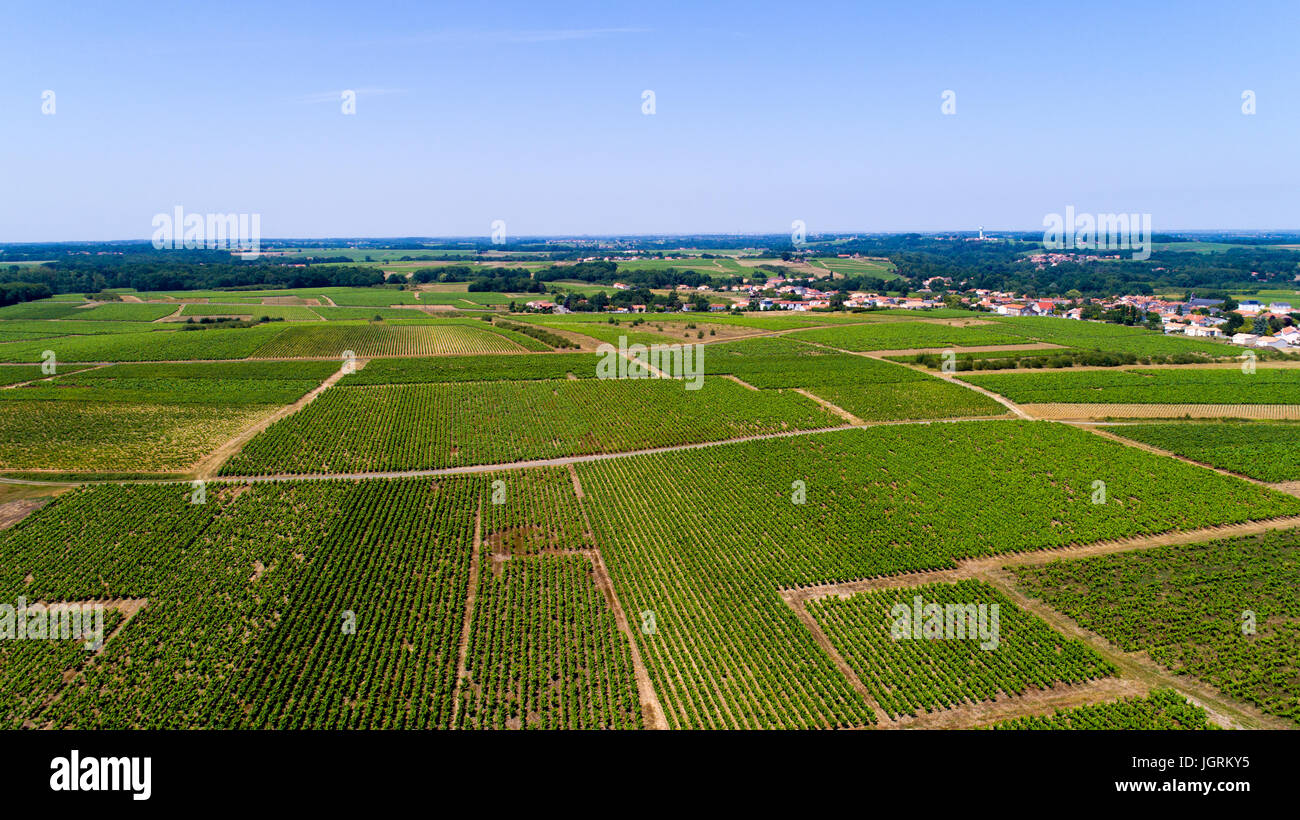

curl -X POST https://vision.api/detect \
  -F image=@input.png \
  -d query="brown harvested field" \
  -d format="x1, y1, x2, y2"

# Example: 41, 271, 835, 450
1023, 403, 1300, 420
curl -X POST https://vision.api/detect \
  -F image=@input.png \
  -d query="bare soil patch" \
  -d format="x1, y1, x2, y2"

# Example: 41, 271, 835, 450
1024, 403, 1300, 420
0, 499, 48, 530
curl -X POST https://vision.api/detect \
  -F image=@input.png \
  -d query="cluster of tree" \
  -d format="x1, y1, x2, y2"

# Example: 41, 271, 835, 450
541, 286, 713, 314
0, 247, 384, 295
410, 266, 476, 284
1095, 303, 1163, 330
459, 260, 735, 295
467, 270, 547, 293
5, 237, 1295, 311
0, 281, 53, 305
769, 235, 1300, 299
533, 261, 723, 289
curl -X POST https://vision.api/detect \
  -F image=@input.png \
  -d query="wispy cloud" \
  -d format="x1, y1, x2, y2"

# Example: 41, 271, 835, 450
362, 27, 649, 47
481, 27, 649, 43
296, 88, 407, 105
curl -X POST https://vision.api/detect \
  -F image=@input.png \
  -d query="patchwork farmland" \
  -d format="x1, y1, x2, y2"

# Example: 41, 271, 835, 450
0, 297, 1296, 734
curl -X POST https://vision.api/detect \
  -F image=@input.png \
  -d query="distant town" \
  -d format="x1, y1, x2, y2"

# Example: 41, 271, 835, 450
518, 253, 1299, 351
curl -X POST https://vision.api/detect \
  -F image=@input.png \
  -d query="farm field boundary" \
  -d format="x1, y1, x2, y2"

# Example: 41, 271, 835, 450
190, 361, 359, 478
780, 515, 1300, 730
862, 342, 1066, 357
563, 461, 668, 728
0, 415, 1032, 488
450, 507, 483, 729
1072, 423, 1297, 490
28, 597, 149, 724
1024, 403, 1300, 420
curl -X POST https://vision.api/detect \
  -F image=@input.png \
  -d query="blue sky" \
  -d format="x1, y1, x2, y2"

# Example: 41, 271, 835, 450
3, 0, 1298, 240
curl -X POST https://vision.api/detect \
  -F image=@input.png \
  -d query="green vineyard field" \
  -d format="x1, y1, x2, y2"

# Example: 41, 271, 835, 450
1104, 421, 1300, 482
808, 580, 1116, 718
574, 421, 1299, 728
987, 689, 1216, 730
961, 368, 1299, 405
1013, 529, 1300, 725
221, 378, 842, 475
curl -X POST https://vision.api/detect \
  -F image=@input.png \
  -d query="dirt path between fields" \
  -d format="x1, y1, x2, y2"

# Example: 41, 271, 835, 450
937, 373, 1033, 418
781, 514, 1300, 730
188, 360, 363, 478
1, 363, 112, 391
882, 677, 1149, 729
621, 350, 670, 379
793, 388, 863, 424
30, 597, 150, 726
777, 588, 883, 724
567, 466, 668, 729
1269, 480, 1300, 497
450, 507, 482, 729
1072, 424, 1285, 487
787, 515, 1300, 604
0, 416, 1031, 488
720, 374, 759, 391
794, 337, 1032, 420
182, 417, 1022, 484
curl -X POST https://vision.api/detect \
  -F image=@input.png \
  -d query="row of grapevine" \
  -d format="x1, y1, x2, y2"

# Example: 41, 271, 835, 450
573, 421, 1300, 728
961, 368, 1300, 405
987, 689, 1217, 730
220, 378, 841, 475
1106, 421, 1300, 482
0, 324, 289, 362
807, 580, 1116, 718
340, 353, 602, 385
249, 323, 526, 358
457, 554, 642, 729
1013, 528, 1300, 725
787, 321, 1028, 351
0, 470, 643, 729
